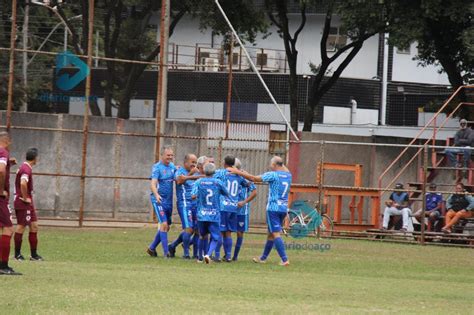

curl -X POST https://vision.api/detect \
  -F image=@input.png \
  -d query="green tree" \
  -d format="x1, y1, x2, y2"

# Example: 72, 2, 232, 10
102, 0, 267, 119
387, 0, 473, 118
264, 0, 307, 132
302, 0, 387, 131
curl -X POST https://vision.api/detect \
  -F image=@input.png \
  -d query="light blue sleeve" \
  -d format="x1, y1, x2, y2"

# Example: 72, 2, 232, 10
191, 179, 200, 197
466, 194, 474, 211
261, 171, 277, 183
151, 164, 160, 180
219, 180, 229, 197
249, 182, 257, 192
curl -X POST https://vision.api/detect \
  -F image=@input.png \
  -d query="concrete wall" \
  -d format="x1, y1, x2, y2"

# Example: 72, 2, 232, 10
288, 132, 422, 223
0, 111, 207, 222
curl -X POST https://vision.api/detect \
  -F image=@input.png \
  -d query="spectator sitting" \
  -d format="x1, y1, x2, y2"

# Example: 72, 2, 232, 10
441, 182, 474, 233
412, 183, 443, 229
444, 119, 473, 176
382, 183, 412, 232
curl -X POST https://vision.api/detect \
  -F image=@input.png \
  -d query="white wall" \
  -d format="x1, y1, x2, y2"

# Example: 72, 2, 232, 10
323, 106, 378, 125
391, 42, 450, 85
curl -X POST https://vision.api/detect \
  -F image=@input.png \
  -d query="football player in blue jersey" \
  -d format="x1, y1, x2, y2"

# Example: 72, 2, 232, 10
214, 156, 250, 262
232, 158, 257, 261
192, 163, 229, 264
147, 147, 176, 258
168, 154, 202, 259
229, 156, 292, 266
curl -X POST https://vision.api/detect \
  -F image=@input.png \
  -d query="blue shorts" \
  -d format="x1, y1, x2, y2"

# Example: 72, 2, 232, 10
151, 197, 172, 225
198, 221, 220, 242
177, 204, 196, 229
237, 214, 249, 232
266, 211, 286, 233
220, 211, 237, 232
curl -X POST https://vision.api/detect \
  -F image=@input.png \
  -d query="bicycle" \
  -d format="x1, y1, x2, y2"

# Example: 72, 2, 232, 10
284, 199, 334, 238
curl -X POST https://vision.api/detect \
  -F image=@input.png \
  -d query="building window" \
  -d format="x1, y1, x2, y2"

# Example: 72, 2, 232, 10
326, 27, 348, 52
396, 46, 411, 54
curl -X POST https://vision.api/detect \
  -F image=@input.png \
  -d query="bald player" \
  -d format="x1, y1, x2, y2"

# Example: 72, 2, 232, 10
229, 156, 292, 266
0, 132, 21, 275
169, 153, 202, 259
147, 147, 176, 258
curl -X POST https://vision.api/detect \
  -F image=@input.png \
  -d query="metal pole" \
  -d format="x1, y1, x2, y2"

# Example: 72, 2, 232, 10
64, 24, 67, 51
154, 0, 170, 161
21, 1, 29, 112
214, 0, 299, 141
420, 144, 428, 245
317, 141, 325, 238
225, 35, 234, 139
6, 0, 18, 132
78, 0, 95, 227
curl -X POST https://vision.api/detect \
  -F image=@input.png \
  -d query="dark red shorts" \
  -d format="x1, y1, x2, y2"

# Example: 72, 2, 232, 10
0, 197, 13, 228
15, 206, 37, 226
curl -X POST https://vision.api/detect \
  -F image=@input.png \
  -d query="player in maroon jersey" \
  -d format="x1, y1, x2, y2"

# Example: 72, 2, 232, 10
14, 148, 42, 261
0, 132, 21, 275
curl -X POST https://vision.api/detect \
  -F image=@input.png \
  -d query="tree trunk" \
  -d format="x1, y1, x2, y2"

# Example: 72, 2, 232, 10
117, 97, 130, 119
288, 58, 299, 132
104, 90, 113, 117
89, 99, 102, 116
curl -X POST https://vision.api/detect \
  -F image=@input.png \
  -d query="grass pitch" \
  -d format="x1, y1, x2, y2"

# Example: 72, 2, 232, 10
2, 227, 473, 314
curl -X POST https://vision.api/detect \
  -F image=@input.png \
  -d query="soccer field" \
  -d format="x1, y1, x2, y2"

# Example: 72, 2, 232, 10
2, 227, 473, 314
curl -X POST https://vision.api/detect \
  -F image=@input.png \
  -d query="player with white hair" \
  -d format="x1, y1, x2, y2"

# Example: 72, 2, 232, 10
229, 156, 292, 266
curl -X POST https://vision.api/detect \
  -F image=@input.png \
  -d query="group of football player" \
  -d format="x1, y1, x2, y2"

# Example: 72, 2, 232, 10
146, 147, 292, 266
0, 132, 42, 276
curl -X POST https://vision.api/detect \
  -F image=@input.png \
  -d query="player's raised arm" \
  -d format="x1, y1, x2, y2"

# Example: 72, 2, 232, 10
227, 168, 262, 183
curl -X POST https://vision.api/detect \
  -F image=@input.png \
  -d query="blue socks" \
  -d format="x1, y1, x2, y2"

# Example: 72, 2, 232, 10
159, 231, 168, 256
274, 237, 288, 262
170, 232, 183, 250
192, 233, 199, 258
182, 232, 191, 257
149, 230, 161, 250
207, 239, 218, 257
214, 236, 222, 259
233, 236, 243, 260
223, 236, 232, 260
261, 240, 274, 260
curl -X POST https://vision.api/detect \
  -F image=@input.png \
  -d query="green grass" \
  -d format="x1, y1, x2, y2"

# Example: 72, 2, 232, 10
2, 227, 473, 314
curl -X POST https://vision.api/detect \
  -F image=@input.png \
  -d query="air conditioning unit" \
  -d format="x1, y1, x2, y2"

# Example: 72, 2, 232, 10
201, 57, 219, 72
198, 47, 220, 61
256, 50, 280, 72
231, 49, 250, 71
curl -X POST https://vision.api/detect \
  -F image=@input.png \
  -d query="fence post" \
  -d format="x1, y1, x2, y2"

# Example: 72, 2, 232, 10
420, 144, 428, 245
317, 141, 325, 238
225, 35, 233, 140
6, 0, 18, 132
218, 137, 223, 168
78, 0, 95, 227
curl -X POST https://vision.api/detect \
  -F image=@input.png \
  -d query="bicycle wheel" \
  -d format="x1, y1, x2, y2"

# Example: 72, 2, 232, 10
287, 210, 309, 238
316, 214, 334, 238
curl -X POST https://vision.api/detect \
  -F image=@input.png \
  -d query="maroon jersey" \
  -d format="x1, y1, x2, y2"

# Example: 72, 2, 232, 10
0, 147, 10, 194
14, 162, 33, 210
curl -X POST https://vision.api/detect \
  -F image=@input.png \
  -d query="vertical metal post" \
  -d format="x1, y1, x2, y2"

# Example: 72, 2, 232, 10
154, 0, 170, 161
317, 141, 325, 238
225, 35, 234, 139
78, 0, 95, 227
6, 0, 18, 132
21, 1, 29, 112
218, 137, 223, 168
420, 144, 428, 245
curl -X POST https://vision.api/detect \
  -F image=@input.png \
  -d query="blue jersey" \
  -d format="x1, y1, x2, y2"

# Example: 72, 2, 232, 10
150, 161, 176, 206
261, 171, 292, 212
238, 181, 256, 216
175, 167, 197, 208
192, 177, 228, 222
214, 169, 249, 213
425, 192, 443, 211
